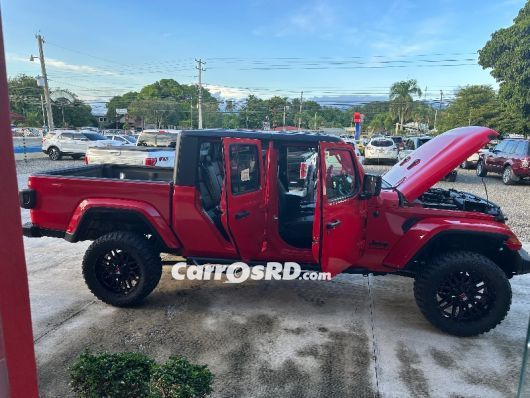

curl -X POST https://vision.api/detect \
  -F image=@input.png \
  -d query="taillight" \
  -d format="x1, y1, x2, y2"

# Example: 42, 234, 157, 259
505, 234, 522, 251
145, 157, 157, 166
300, 162, 308, 179
84, 155, 89, 164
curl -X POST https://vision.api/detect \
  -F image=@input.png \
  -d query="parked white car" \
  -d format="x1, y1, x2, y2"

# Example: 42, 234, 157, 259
42, 130, 122, 161
85, 129, 180, 167
364, 137, 398, 164
85, 146, 175, 167
104, 134, 137, 145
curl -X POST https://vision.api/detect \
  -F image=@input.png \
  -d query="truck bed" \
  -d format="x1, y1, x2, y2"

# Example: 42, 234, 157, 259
37, 164, 174, 182
27, 164, 174, 232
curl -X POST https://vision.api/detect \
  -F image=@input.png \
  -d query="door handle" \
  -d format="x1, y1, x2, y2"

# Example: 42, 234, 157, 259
326, 219, 341, 230
235, 210, 250, 220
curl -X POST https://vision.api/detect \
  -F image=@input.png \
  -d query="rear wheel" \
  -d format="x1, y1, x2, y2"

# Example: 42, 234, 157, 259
476, 161, 487, 177
414, 251, 511, 337
82, 231, 162, 307
460, 161, 470, 169
502, 165, 519, 185
48, 146, 62, 161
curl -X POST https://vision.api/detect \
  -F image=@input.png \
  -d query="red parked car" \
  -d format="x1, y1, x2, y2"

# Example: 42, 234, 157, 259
477, 138, 530, 184
20, 127, 529, 336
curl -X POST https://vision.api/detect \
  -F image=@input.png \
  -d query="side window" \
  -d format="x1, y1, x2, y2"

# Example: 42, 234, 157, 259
495, 141, 507, 152
325, 149, 357, 201
137, 132, 157, 146
229, 144, 260, 194
59, 133, 73, 140
505, 141, 517, 154
405, 139, 415, 150
515, 141, 528, 156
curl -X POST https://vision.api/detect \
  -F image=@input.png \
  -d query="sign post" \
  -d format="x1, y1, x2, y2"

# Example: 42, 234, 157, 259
353, 112, 364, 140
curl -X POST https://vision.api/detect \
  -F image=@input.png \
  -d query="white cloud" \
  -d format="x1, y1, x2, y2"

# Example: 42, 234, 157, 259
203, 84, 250, 99
6, 52, 113, 75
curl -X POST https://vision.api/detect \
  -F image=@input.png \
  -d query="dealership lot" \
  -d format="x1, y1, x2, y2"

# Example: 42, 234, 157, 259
18, 158, 530, 397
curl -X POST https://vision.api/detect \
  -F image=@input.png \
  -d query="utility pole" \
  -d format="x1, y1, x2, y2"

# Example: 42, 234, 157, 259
39, 94, 46, 128
195, 59, 206, 129
190, 97, 193, 129
32, 34, 54, 131
434, 90, 443, 131
283, 105, 287, 127
314, 112, 317, 130
298, 90, 303, 131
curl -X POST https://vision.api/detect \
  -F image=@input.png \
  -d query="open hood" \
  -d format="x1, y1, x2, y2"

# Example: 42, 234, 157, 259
383, 126, 499, 202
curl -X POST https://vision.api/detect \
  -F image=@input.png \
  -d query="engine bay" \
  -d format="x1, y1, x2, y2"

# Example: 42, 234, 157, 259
417, 188, 504, 220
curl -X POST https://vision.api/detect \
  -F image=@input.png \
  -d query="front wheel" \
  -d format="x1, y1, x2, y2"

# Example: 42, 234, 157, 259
48, 146, 62, 161
502, 165, 519, 185
414, 251, 511, 337
82, 231, 162, 307
476, 161, 487, 177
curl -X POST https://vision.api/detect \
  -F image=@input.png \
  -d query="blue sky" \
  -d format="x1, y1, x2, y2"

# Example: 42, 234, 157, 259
2, 0, 526, 106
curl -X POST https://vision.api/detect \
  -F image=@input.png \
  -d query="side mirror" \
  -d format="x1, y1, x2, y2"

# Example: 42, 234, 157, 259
361, 174, 382, 199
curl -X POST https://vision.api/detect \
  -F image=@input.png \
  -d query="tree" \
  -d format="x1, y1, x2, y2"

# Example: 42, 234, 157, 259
479, 1, 530, 135
389, 79, 422, 131
106, 91, 138, 122
437, 85, 518, 134
8, 74, 45, 126
107, 79, 220, 129
9, 75, 95, 128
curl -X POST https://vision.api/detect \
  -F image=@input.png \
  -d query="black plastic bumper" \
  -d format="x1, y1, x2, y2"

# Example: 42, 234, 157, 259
515, 248, 530, 275
22, 222, 65, 239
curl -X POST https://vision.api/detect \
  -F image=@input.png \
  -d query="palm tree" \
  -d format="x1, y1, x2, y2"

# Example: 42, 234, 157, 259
389, 79, 422, 132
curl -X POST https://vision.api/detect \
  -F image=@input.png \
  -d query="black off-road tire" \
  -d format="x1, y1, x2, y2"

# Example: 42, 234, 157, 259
476, 160, 487, 177
83, 231, 162, 307
48, 146, 62, 161
414, 251, 511, 337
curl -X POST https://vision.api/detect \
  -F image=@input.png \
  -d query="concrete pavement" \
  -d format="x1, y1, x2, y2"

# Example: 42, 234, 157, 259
25, 236, 530, 397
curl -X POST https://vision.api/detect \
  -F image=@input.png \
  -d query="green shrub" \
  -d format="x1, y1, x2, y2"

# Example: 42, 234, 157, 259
150, 356, 213, 398
69, 351, 213, 398
69, 351, 155, 398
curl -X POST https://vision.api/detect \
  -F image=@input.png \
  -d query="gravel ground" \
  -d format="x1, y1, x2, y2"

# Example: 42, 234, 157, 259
17, 158, 530, 241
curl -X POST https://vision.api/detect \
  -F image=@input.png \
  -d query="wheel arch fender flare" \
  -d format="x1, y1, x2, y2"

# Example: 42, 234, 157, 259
382, 218, 516, 269
65, 198, 181, 249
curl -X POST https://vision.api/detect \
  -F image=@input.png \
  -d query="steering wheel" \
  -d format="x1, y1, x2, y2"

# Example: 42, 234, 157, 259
331, 174, 353, 197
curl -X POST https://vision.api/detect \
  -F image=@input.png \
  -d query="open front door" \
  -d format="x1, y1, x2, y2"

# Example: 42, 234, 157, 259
223, 138, 266, 261
312, 142, 366, 276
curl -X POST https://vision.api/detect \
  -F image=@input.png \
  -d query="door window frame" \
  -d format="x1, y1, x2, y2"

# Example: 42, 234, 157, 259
322, 147, 360, 204
227, 143, 262, 196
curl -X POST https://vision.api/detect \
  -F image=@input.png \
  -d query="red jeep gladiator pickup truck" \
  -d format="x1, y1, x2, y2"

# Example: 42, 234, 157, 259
20, 126, 529, 336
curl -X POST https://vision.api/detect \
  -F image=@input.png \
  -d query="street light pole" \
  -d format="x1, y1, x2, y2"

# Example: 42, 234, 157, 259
32, 34, 54, 131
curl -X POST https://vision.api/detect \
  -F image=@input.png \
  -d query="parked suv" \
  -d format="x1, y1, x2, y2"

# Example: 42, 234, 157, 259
42, 130, 119, 160
364, 137, 398, 164
477, 139, 530, 184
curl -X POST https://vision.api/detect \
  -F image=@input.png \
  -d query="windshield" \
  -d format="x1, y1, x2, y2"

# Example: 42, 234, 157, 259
123, 136, 136, 143
371, 139, 393, 147
418, 138, 431, 147
82, 132, 106, 141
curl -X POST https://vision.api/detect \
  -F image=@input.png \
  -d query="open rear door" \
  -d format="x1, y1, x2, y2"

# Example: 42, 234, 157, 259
312, 142, 366, 276
222, 138, 266, 261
